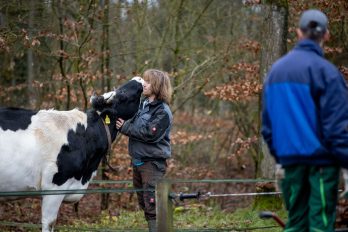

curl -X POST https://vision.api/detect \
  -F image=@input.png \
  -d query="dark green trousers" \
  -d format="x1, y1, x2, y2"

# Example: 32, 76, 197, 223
281, 165, 339, 232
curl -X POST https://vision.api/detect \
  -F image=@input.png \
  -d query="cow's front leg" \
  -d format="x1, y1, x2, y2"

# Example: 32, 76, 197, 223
41, 195, 65, 232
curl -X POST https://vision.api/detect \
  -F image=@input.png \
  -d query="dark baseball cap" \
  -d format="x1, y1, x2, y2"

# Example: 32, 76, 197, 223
299, 9, 328, 34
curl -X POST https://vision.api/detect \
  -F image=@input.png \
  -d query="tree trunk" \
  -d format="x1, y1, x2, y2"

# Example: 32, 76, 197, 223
57, 0, 70, 110
259, 0, 288, 179
27, 0, 35, 108
100, 0, 111, 211
104, 0, 111, 91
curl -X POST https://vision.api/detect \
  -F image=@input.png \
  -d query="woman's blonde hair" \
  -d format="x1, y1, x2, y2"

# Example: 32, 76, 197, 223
143, 69, 173, 104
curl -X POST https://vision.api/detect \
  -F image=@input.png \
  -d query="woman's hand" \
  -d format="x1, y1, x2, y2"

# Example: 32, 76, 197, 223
116, 118, 125, 130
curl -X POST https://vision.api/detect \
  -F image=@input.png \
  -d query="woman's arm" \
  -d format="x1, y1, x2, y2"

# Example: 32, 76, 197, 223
118, 108, 171, 143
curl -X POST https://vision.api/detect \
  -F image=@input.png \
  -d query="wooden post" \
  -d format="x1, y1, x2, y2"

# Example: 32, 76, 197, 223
156, 179, 173, 232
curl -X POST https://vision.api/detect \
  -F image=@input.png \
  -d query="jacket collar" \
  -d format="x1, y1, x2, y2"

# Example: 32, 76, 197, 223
141, 98, 163, 109
294, 39, 324, 57
148, 99, 163, 106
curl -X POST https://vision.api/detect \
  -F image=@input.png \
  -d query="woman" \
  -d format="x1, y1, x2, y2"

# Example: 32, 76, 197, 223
116, 69, 173, 232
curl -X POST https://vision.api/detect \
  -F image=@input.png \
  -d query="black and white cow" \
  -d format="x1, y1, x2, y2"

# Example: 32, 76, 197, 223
0, 77, 144, 232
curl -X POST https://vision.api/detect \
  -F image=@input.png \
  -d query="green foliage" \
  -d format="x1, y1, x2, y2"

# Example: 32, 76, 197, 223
64, 210, 148, 231
51, 205, 286, 231
253, 195, 284, 211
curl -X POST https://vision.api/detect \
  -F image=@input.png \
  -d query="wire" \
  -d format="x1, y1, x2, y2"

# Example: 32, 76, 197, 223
0, 178, 279, 197
171, 178, 276, 183
91, 180, 133, 184
90, 178, 276, 185
0, 188, 150, 197
175, 226, 279, 231
206, 191, 282, 197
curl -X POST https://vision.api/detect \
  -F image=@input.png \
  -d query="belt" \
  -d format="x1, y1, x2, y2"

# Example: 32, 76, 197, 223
131, 157, 166, 166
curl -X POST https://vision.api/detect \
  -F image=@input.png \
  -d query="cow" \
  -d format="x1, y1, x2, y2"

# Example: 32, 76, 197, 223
0, 77, 144, 232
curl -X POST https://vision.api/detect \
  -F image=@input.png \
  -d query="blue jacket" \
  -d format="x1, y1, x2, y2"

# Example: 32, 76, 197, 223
261, 39, 348, 168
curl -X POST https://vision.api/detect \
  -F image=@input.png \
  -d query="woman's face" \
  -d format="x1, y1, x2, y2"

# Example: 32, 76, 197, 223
142, 80, 152, 97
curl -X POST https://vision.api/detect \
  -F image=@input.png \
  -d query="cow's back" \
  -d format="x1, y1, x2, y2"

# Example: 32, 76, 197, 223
0, 108, 87, 192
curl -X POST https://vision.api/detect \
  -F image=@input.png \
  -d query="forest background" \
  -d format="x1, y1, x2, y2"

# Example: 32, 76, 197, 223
0, 0, 348, 229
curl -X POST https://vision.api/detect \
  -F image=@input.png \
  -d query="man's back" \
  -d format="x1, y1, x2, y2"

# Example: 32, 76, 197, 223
269, 39, 337, 85
261, 9, 348, 232
262, 39, 346, 166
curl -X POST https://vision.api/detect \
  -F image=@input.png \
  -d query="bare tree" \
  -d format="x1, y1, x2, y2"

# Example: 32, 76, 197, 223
100, 0, 111, 211
259, 0, 288, 179
27, 0, 35, 107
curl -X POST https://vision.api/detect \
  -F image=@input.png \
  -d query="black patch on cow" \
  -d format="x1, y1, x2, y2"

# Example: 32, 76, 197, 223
52, 111, 111, 186
81, 111, 110, 185
52, 123, 88, 186
53, 79, 143, 186
0, 107, 37, 131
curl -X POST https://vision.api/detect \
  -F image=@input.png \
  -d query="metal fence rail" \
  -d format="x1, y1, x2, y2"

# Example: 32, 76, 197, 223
155, 179, 281, 232
0, 188, 148, 197
0, 178, 280, 231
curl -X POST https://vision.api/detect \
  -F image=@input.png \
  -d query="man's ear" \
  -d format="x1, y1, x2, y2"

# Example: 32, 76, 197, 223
296, 28, 304, 40
323, 30, 330, 42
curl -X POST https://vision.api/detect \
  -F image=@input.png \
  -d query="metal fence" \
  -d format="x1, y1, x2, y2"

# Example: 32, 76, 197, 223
0, 178, 282, 231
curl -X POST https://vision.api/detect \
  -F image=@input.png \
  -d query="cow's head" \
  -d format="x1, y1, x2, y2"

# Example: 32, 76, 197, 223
90, 77, 144, 121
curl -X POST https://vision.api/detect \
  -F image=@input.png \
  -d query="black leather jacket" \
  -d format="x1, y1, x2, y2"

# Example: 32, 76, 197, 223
120, 98, 173, 163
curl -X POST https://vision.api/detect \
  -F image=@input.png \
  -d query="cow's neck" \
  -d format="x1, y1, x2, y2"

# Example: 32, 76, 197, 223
88, 109, 118, 150
78, 110, 118, 184
94, 109, 118, 141
100, 115, 118, 142
101, 119, 112, 152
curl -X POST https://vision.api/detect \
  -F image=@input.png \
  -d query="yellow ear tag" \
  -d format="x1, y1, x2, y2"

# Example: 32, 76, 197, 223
105, 115, 110, 125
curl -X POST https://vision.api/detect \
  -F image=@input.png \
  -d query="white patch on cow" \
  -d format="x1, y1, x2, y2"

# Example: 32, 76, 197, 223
102, 91, 117, 103
0, 109, 87, 193
0, 108, 88, 232
132, 76, 145, 85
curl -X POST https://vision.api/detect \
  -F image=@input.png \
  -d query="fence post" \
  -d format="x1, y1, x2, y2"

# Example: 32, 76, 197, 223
156, 179, 173, 232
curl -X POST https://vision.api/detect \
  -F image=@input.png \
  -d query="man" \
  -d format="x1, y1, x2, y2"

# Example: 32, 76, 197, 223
116, 69, 173, 232
262, 9, 348, 231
